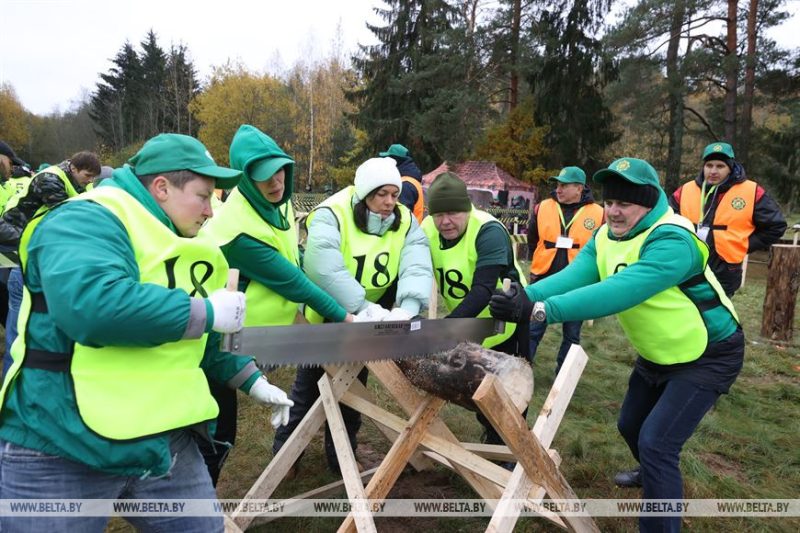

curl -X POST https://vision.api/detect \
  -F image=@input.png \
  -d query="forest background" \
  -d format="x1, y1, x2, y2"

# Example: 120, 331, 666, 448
1, 0, 799, 209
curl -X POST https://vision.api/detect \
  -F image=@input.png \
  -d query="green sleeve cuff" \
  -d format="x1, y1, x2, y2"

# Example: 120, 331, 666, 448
241, 372, 260, 393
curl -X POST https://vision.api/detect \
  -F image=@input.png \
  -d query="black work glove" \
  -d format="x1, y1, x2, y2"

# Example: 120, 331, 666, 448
489, 281, 533, 323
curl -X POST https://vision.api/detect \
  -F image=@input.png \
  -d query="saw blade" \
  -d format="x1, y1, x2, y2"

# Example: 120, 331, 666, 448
222, 318, 502, 366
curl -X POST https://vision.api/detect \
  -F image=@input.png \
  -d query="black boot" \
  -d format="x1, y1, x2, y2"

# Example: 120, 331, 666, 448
614, 466, 642, 488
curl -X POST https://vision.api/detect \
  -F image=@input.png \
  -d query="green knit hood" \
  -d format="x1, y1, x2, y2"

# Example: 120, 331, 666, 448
228, 124, 295, 229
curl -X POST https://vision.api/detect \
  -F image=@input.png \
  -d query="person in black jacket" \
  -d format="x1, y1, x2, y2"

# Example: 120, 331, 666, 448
670, 142, 786, 297
1, 151, 100, 379
379, 144, 424, 222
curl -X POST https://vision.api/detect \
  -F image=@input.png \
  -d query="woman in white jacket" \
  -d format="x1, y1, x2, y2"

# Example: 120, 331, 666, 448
272, 157, 433, 475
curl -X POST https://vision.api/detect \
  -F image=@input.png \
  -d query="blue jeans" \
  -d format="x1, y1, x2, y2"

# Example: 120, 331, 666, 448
2, 267, 23, 379
617, 370, 720, 533
529, 319, 582, 375
0, 430, 222, 533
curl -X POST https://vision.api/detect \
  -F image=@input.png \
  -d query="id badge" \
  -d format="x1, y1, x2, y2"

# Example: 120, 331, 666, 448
696, 225, 710, 242
555, 236, 574, 249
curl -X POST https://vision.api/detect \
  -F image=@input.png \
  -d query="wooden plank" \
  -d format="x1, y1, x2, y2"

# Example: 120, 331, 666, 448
367, 361, 504, 500
461, 442, 513, 461
532, 345, 587, 448
740, 253, 749, 288
223, 514, 243, 533
340, 390, 512, 488
473, 375, 598, 533
428, 280, 439, 319
230, 365, 363, 530
338, 395, 446, 533
487, 345, 587, 532
250, 468, 380, 527
347, 378, 434, 471
319, 374, 377, 533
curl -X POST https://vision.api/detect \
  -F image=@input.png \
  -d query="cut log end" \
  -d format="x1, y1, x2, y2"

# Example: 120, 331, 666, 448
397, 342, 533, 413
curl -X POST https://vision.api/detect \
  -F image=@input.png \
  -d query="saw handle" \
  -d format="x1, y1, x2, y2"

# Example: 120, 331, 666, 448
493, 278, 513, 334
227, 268, 239, 291
220, 269, 241, 353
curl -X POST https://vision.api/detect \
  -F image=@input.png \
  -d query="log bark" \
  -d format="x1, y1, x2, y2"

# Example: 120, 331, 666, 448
397, 342, 533, 413
761, 245, 800, 342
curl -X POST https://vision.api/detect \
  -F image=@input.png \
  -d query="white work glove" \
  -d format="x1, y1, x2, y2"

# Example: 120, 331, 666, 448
207, 288, 246, 333
382, 307, 414, 321
248, 376, 294, 429
353, 302, 391, 322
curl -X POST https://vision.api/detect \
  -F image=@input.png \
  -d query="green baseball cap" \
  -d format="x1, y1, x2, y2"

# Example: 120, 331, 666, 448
702, 142, 735, 160
128, 133, 241, 188
379, 144, 410, 158
593, 157, 661, 188
550, 166, 586, 185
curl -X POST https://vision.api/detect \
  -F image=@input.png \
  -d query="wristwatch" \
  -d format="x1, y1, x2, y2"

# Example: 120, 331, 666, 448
531, 301, 546, 322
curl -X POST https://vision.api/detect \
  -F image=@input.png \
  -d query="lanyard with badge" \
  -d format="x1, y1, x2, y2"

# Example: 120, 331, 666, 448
696, 181, 717, 242
554, 204, 585, 249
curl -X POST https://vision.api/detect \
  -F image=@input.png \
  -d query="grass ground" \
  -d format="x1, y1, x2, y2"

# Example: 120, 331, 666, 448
212, 257, 799, 533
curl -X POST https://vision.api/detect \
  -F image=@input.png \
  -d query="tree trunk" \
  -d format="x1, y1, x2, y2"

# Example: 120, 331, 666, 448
509, 0, 521, 111
665, 0, 687, 194
723, 0, 738, 144
397, 342, 533, 413
761, 245, 800, 342
739, 0, 758, 166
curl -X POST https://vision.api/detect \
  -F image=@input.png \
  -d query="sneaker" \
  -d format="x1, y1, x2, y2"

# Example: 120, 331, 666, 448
614, 466, 642, 488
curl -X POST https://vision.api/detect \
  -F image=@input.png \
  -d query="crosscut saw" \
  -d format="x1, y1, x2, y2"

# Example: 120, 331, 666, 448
221, 318, 502, 366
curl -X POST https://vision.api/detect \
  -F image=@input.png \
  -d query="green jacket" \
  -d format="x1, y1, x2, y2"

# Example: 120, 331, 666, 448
0, 168, 260, 477
527, 193, 739, 345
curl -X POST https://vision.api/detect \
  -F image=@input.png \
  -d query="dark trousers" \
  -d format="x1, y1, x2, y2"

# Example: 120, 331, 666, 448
617, 370, 720, 533
529, 318, 582, 376
272, 366, 369, 471
199, 381, 238, 486
1, 267, 21, 380
713, 265, 742, 298
709, 256, 742, 298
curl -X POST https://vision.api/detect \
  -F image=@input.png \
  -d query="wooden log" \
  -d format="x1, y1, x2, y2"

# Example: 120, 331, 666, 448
397, 342, 533, 413
761, 244, 800, 342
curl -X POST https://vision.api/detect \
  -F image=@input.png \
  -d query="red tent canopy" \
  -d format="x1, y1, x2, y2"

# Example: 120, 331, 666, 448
422, 161, 536, 193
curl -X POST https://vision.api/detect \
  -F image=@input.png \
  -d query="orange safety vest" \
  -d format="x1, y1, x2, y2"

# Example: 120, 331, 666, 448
530, 199, 604, 275
402, 176, 424, 223
678, 180, 757, 264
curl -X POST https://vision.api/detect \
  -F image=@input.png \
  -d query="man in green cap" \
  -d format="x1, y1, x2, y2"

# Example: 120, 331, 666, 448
422, 171, 528, 463
0, 133, 292, 532
379, 143, 425, 222
670, 142, 786, 297
490, 157, 744, 532
527, 166, 603, 375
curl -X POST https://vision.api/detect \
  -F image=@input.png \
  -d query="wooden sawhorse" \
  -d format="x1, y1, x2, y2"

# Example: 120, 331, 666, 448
225, 344, 598, 532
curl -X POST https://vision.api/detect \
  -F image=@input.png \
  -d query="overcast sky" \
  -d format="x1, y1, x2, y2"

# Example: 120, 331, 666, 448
1, 0, 799, 116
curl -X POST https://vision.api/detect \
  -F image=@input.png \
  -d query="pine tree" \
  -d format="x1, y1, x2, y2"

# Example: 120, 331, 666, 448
164, 43, 200, 135
90, 41, 143, 150
528, 0, 618, 171
90, 33, 199, 150
139, 29, 167, 137
349, 0, 459, 168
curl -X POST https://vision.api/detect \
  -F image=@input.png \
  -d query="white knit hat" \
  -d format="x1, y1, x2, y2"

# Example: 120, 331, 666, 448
354, 158, 402, 200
